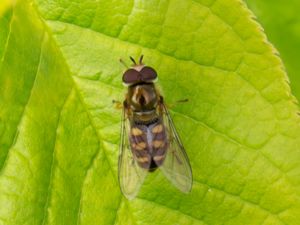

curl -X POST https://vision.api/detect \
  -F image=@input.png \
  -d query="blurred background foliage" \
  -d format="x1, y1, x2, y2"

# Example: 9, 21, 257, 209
246, 0, 300, 102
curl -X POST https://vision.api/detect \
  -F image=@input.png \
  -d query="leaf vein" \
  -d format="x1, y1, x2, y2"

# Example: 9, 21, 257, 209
46, 19, 236, 73
192, 179, 286, 224
170, 109, 289, 175
137, 197, 208, 225
71, 84, 121, 225
0, 7, 14, 63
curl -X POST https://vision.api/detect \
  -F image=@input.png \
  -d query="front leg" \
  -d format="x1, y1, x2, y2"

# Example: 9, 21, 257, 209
112, 99, 123, 109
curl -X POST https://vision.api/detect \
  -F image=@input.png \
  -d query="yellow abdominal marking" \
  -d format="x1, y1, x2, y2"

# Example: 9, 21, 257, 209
137, 157, 149, 163
153, 140, 164, 148
132, 142, 146, 150
132, 127, 143, 136
154, 155, 164, 161
152, 124, 163, 133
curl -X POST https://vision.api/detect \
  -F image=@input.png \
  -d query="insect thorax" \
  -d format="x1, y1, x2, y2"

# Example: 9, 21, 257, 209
127, 82, 159, 112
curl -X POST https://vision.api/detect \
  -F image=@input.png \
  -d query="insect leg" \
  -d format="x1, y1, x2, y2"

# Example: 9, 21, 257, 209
112, 100, 123, 109
167, 99, 189, 108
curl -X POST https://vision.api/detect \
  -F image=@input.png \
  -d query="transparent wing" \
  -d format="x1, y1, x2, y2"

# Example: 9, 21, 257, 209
118, 106, 148, 200
159, 103, 193, 193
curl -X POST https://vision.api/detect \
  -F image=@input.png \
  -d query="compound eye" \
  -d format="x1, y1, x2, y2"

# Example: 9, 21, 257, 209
122, 69, 141, 84
140, 66, 157, 81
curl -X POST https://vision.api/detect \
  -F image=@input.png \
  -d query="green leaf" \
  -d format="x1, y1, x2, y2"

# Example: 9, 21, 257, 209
244, 0, 300, 102
0, 0, 300, 224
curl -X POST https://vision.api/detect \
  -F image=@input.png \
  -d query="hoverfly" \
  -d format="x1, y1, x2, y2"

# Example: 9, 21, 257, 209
118, 55, 192, 200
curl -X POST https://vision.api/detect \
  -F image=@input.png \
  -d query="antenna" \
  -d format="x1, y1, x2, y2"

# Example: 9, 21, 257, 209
139, 55, 144, 65
129, 56, 137, 65
119, 58, 128, 68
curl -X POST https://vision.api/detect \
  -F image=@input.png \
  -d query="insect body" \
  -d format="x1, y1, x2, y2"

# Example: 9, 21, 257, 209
119, 56, 193, 199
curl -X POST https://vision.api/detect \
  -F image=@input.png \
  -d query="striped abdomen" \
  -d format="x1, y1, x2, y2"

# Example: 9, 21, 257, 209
130, 119, 168, 171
